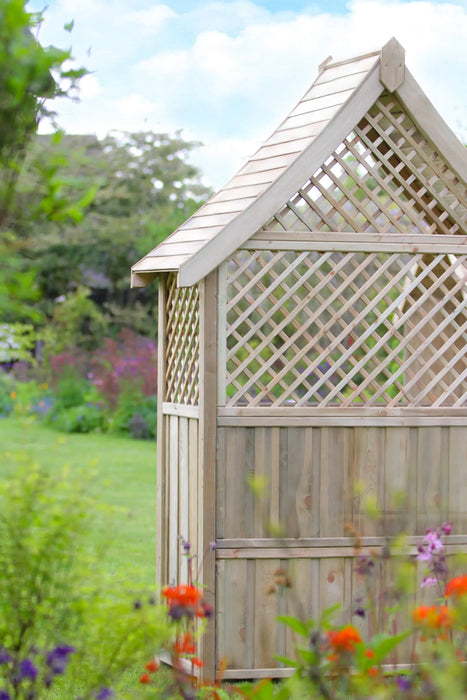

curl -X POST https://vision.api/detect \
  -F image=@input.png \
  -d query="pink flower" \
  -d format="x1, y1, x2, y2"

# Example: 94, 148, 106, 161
421, 577, 438, 588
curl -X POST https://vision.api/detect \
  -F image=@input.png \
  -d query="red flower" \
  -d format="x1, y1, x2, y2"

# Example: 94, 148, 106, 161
446, 575, 467, 598
191, 658, 204, 667
412, 605, 452, 630
327, 625, 362, 653
174, 633, 196, 655
145, 659, 159, 672
162, 585, 203, 608
139, 672, 151, 684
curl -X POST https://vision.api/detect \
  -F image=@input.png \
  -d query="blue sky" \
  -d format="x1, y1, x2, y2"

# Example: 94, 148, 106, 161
28, 0, 467, 188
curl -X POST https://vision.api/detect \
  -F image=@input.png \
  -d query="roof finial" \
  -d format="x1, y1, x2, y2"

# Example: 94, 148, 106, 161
319, 55, 333, 73
380, 37, 405, 92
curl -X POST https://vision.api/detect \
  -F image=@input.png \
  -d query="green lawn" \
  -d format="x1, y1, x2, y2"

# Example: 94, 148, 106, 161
0, 416, 157, 588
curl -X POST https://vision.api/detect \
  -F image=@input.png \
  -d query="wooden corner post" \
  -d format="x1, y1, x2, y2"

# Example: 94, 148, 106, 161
156, 274, 168, 590
198, 270, 218, 679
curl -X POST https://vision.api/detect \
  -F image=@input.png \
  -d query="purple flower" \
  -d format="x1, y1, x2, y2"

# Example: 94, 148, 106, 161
421, 576, 438, 588
397, 676, 412, 691
0, 691, 11, 700
96, 688, 114, 699
46, 646, 75, 675
19, 658, 38, 681
133, 600, 142, 610
441, 522, 452, 535
0, 649, 11, 665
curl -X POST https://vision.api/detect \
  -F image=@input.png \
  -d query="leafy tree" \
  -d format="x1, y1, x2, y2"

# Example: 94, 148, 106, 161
15, 131, 211, 339
0, 0, 86, 352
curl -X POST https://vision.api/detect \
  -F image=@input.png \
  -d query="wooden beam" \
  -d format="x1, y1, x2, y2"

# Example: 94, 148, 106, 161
198, 270, 218, 679
156, 275, 168, 591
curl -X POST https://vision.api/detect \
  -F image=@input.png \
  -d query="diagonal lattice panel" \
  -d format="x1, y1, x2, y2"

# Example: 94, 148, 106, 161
165, 272, 200, 405
225, 250, 467, 407
261, 93, 467, 237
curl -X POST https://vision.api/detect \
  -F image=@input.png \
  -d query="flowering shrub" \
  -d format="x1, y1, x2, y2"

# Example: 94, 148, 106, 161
91, 329, 157, 407
3, 329, 158, 439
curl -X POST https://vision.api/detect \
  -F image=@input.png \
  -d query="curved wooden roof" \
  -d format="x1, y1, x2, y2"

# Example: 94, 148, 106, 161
131, 38, 467, 288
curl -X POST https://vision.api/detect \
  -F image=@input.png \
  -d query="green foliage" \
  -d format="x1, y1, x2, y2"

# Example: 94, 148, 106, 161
42, 286, 108, 356
0, 449, 172, 699
16, 131, 211, 340
0, 1, 87, 329
0, 460, 93, 653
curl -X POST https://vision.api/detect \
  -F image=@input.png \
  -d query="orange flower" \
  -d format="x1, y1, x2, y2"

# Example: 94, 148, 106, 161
139, 672, 151, 684
162, 584, 203, 607
412, 605, 452, 630
446, 575, 467, 598
145, 659, 159, 672
191, 658, 204, 667
364, 649, 375, 659
328, 625, 362, 653
174, 633, 196, 655
10, 392, 16, 400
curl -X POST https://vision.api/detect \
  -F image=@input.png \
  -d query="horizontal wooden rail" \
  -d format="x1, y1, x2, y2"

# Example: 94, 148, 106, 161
217, 406, 467, 427
246, 231, 467, 253
162, 402, 199, 419
215, 536, 467, 559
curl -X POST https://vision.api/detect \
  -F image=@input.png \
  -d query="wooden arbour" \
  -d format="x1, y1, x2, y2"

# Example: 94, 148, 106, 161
132, 38, 467, 679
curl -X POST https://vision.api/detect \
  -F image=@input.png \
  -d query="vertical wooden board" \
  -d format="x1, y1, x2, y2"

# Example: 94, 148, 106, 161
440, 427, 450, 525
279, 428, 289, 537
245, 560, 256, 668
224, 428, 248, 538
311, 428, 321, 537
245, 429, 256, 538
269, 427, 281, 535
448, 427, 467, 532
163, 415, 171, 584
384, 427, 409, 535
168, 415, 179, 585
287, 427, 314, 538
406, 427, 419, 534
178, 417, 189, 583
253, 427, 268, 537
198, 271, 218, 679
254, 559, 280, 669
319, 557, 346, 626
188, 418, 199, 556
284, 558, 316, 660
252, 427, 280, 538
351, 554, 369, 640
216, 428, 226, 539
156, 276, 167, 590
416, 427, 442, 533
222, 559, 248, 669
216, 559, 226, 663
352, 427, 384, 536
319, 428, 350, 537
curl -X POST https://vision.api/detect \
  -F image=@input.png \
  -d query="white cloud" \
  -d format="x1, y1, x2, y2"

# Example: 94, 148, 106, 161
79, 74, 101, 99
31, 0, 467, 187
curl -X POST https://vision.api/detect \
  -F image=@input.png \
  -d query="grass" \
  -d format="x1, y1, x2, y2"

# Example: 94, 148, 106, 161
0, 415, 157, 588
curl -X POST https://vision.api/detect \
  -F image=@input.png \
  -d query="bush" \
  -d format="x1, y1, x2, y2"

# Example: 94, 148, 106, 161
0, 454, 171, 699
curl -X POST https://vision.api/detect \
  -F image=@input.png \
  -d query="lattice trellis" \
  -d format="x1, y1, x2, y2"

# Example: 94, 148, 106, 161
225, 249, 467, 407
165, 272, 200, 405
262, 93, 467, 237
